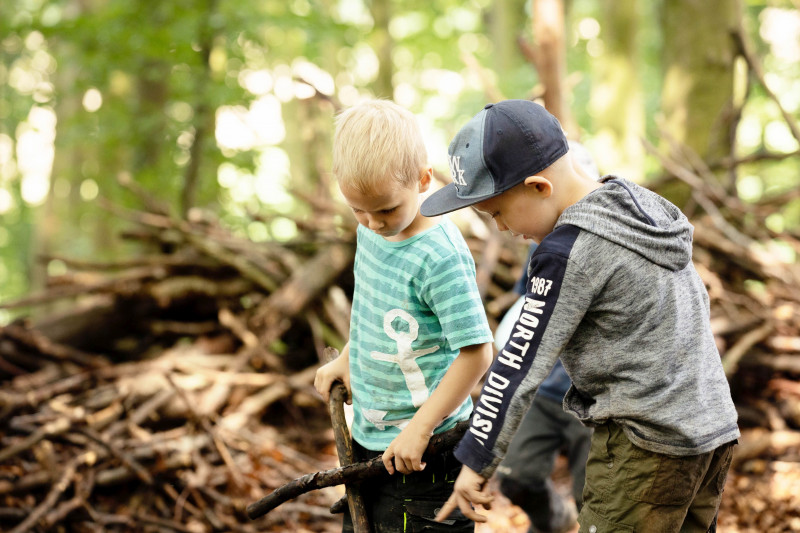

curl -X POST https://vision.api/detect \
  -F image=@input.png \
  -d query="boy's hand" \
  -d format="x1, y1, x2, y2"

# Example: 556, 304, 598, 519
382, 423, 431, 475
434, 465, 492, 523
314, 355, 351, 404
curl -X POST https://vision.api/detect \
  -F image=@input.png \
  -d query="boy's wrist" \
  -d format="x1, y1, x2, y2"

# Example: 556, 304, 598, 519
454, 430, 498, 478
406, 414, 439, 438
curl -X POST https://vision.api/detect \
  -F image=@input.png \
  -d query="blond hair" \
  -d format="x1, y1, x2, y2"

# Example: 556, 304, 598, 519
332, 99, 427, 193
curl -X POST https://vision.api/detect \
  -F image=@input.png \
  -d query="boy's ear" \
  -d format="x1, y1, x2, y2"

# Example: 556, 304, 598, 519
418, 167, 433, 193
523, 175, 553, 197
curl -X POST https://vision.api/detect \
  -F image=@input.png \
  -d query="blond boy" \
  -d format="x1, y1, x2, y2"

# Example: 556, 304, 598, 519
314, 99, 494, 532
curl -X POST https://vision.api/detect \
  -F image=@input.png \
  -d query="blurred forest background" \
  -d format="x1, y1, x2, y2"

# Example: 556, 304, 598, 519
1, 0, 800, 532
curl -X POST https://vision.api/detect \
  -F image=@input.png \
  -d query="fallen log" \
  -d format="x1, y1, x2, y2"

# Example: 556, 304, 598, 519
246, 420, 469, 520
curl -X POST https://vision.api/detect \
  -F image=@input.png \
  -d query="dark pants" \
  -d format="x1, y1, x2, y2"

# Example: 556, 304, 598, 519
342, 441, 473, 533
578, 421, 736, 532
496, 395, 592, 533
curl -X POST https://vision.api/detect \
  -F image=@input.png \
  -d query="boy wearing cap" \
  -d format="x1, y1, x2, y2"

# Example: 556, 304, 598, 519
493, 140, 599, 533
424, 100, 739, 532
314, 99, 494, 532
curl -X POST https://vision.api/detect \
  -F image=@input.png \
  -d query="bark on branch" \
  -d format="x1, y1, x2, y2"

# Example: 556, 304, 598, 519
246, 421, 469, 520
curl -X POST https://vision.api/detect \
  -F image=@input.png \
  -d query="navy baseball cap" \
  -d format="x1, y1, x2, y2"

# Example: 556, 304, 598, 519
421, 99, 568, 217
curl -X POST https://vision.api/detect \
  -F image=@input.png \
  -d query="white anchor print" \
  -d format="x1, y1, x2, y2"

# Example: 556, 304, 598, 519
362, 408, 410, 431
362, 309, 439, 430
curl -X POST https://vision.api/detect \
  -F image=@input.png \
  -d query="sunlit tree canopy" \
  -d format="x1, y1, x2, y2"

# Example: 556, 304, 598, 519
1, 0, 799, 309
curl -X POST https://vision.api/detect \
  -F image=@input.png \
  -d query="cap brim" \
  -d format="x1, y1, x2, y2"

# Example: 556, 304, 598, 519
420, 183, 500, 217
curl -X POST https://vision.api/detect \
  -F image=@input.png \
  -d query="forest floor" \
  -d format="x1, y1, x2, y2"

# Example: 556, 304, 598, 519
265, 411, 800, 533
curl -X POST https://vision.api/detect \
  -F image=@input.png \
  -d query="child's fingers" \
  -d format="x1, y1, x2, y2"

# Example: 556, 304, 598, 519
457, 490, 489, 523
404, 456, 425, 472
313, 373, 331, 402
395, 456, 424, 474
469, 486, 494, 507
434, 494, 457, 522
435, 491, 488, 523
459, 500, 488, 523
441, 466, 492, 522
381, 450, 395, 475
341, 377, 352, 404
395, 456, 409, 474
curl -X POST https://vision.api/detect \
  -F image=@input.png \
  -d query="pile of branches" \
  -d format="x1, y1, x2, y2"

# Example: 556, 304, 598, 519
646, 140, 800, 410
646, 141, 800, 531
1, 159, 799, 530
0, 185, 367, 532
0, 176, 531, 532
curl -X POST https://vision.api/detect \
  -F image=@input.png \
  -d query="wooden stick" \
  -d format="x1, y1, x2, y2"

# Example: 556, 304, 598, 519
42, 469, 95, 529
8, 452, 93, 533
732, 428, 800, 467
253, 243, 355, 344
76, 426, 153, 485
246, 420, 469, 520
1, 324, 109, 369
0, 418, 71, 463
0, 266, 164, 309
731, 26, 800, 145
325, 346, 370, 532
722, 321, 774, 378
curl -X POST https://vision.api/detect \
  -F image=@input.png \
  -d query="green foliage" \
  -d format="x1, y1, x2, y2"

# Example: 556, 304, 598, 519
0, 0, 799, 310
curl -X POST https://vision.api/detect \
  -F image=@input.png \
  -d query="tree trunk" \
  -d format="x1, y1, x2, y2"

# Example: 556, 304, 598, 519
35, 0, 88, 294
589, 0, 645, 177
660, 0, 742, 166
490, 0, 520, 78
180, 0, 218, 217
369, 0, 393, 98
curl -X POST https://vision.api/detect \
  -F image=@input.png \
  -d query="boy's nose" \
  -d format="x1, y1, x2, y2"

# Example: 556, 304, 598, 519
368, 217, 384, 230
495, 219, 508, 232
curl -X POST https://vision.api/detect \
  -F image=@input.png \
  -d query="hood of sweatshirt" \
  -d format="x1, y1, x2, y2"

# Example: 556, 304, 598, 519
556, 176, 694, 271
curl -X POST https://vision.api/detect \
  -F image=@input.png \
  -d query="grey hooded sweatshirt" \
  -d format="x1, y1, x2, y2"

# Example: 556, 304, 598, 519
455, 177, 740, 478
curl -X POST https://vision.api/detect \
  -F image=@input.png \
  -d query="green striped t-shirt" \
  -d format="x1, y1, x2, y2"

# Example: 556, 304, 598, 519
349, 218, 493, 451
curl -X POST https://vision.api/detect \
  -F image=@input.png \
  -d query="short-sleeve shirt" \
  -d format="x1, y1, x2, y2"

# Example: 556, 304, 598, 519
349, 218, 493, 451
